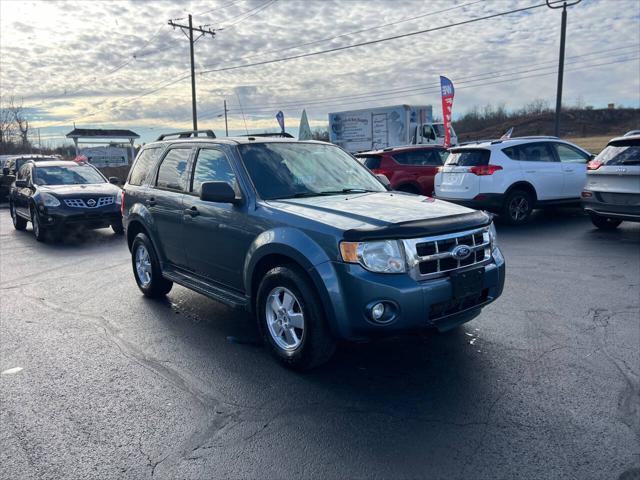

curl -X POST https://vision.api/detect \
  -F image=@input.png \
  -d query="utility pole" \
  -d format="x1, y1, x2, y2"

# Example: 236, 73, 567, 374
168, 15, 216, 131
546, 0, 582, 137
224, 100, 229, 136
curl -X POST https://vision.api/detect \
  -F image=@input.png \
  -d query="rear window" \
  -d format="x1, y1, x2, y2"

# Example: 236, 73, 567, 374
129, 147, 161, 185
358, 155, 382, 170
596, 139, 640, 166
156, 148, 190, 191
445, 149, 490, 166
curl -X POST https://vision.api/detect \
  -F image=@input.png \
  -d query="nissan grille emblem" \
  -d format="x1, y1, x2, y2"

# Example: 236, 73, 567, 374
451, 245, 472, 261
87, 198, 96, 207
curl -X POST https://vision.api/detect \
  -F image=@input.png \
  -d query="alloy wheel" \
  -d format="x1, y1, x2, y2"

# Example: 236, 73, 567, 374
135, 244, 152, 287
265, 286, 305, 351
509, 196, 529, 221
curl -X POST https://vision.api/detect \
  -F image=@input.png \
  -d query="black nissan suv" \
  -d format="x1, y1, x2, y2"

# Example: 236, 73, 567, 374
122, 131, 506, 370
9, 160, 123, 241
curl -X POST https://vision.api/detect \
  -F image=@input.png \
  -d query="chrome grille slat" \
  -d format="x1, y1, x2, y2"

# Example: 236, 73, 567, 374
402, 227, 492, 280
63, 196, 115, 208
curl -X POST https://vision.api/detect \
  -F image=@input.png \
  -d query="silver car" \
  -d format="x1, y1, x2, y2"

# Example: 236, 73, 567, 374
582, 134, 640, 229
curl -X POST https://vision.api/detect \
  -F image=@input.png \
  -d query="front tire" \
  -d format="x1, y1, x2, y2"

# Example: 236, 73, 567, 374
31, 206, 47, 242
589, 212, 622, 230
10, 203, 27, 231
256, 265, 336, 371
131, 233, 173, 298
502, 189, 533, 225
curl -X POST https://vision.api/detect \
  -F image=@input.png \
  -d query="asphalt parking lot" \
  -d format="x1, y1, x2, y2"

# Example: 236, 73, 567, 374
0, 208, 638, 480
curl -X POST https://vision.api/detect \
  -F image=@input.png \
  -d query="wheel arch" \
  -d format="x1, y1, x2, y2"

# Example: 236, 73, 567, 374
504, 181, 538, 202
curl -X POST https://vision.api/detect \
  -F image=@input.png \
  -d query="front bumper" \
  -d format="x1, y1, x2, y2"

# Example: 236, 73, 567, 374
435, 193, 504, 212
582, 191, 640, 221
37, 204, 122, 230
316, 248, 506, 341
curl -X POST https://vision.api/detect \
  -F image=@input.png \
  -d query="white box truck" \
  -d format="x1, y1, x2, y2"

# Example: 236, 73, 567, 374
328, 104, 457, 153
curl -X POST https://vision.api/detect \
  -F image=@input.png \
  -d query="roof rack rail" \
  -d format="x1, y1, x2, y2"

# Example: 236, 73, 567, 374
240, 132, 294, 138
156, 130, 216, 141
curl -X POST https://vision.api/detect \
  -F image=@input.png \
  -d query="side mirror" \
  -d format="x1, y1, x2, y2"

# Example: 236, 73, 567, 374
2, 167, 9, 176
200, 181, 239, 204
109, 176, 120, 185
15, 179, 28, 188
376, 174, 391, 189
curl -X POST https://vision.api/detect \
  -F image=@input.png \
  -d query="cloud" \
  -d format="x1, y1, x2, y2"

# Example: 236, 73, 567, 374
0, 0, 638, 144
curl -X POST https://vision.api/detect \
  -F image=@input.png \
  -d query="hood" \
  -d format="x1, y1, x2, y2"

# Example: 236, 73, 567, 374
39, 183, 121, 197
268, 192, 490, 239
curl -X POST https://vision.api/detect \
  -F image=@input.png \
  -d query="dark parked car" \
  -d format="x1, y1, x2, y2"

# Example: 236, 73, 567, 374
1, 154, 60, 200
355, 145, 448, 196
9, 160, 123, 241
122, 132, 505, 370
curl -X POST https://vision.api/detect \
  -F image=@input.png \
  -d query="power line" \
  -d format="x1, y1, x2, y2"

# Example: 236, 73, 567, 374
198, 1, 563, 76
194, 0, 247, 17
222, 0, 485, 64
201, 55, 639, 119
198, 46, 639, 115
218, 0, 278, 29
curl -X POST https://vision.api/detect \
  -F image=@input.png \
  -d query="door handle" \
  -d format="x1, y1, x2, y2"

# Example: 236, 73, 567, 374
525, 170, 535, 173
146, 197, 156, 207
184, 206, 199, 217
563, 168, 574, 172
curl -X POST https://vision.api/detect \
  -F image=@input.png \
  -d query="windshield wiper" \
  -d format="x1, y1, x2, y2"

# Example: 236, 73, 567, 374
318, 188, 378, 194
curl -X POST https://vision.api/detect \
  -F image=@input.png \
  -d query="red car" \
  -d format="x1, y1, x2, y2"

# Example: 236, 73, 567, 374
356, 145, 449, 196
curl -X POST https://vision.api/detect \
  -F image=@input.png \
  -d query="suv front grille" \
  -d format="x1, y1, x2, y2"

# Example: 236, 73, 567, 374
64, 196, 115, 208
402, 227, 491, 280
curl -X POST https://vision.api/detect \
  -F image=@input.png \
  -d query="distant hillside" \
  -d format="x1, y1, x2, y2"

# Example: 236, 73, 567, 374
455, 107, 639, 142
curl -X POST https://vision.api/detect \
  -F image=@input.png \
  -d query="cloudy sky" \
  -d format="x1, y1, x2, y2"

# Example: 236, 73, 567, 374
1, 0, 638, 145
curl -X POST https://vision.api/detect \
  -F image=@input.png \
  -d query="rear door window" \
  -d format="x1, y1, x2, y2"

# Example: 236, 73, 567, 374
445, 149, 490, 166
129, 147, 161, 185
393, 150, 444, 166
502, 142, 556, 162
156, 148, 191, 191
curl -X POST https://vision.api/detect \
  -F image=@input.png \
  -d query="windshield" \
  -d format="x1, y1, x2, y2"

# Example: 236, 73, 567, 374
33, 165, 106, 185
596, 140, 640, 166
432, 124, 445, 136
239, 142, 386, 200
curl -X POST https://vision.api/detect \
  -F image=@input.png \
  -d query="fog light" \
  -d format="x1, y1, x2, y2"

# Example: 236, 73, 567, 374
371, 302, 385, 321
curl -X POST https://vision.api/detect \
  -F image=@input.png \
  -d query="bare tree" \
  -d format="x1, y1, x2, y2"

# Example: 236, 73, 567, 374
0, 96, 16, 145
10, 99, 30, 149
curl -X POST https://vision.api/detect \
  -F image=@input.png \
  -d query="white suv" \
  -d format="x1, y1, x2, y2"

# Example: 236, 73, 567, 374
434, 137, 593, 224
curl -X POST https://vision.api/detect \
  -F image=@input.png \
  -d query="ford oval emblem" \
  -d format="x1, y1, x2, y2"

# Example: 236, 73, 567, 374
451, 245, 472, 261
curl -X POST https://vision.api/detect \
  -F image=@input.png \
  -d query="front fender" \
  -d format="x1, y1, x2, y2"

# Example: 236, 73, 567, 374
244, 227, 340, 334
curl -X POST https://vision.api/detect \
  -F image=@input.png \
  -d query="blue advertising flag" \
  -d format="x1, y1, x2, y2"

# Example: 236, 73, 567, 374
276, 111, 285, 133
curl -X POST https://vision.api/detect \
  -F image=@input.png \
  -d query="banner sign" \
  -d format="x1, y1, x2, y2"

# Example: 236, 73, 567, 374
276, 110, 285, 133
439, 76, 455, 148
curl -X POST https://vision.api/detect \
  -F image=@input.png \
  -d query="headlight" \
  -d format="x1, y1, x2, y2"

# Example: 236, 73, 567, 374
40, 192, 60, 207
488, 222, 498, 251
115, 193, 122, 205
340, 240, 406, 273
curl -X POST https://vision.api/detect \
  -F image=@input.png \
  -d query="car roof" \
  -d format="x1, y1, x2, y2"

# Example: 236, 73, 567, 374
356, 144, 445, 155
143, 136, 329, 149
30, 160, 84, 167
609, 133, 640, 143
451, 136, 576, 150
12, 154, 60, 160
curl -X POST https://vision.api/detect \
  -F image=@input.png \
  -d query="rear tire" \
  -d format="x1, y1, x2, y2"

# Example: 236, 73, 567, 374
256, 265, 336, 371
131, 233, 173, 298
502, 189, 533, 225
10, 203, 27, 231
589, 212, 622, 230
112, 221, 124, 235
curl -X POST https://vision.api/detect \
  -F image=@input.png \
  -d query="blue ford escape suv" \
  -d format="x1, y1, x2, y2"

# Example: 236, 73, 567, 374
122, 130, 505, 370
